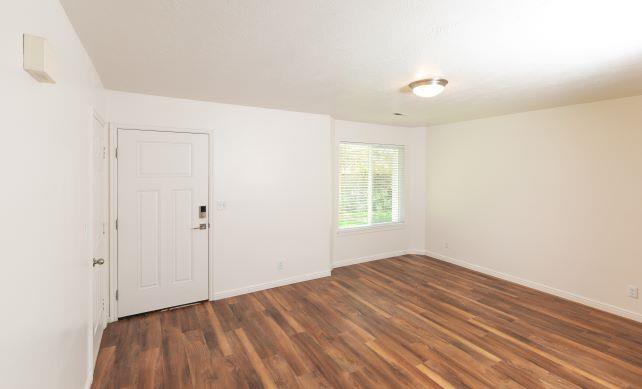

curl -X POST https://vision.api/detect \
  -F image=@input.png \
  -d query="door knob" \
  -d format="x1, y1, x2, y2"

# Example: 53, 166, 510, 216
93, 258, 105, 267
192, 223, 209, 230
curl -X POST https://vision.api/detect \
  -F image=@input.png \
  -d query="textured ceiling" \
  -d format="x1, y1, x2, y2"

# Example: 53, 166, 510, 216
61, 0, 642, 126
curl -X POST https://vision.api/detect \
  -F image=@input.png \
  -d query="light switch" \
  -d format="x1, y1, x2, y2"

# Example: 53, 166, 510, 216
216, 201, 227, 211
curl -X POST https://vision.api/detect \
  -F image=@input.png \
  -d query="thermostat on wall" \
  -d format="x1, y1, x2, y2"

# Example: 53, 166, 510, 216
23, 34, 55, 83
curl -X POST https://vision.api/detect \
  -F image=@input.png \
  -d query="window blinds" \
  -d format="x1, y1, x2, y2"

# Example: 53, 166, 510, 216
338, 142, 404, 229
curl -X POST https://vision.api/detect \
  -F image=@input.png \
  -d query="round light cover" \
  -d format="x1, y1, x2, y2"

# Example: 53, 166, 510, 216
409, 78, 448, 97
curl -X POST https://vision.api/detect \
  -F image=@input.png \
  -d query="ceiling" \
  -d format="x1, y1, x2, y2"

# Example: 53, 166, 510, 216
61, 0, 642, 126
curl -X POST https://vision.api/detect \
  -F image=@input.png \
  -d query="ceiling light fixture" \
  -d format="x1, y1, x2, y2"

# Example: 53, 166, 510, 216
409, 78, 448, 97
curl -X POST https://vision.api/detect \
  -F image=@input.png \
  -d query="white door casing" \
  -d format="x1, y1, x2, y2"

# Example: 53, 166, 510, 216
117, 130, 209, 317
91, 112, 108, 362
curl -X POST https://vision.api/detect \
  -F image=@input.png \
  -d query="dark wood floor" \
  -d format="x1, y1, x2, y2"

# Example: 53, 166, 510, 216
92, 255, 642, 388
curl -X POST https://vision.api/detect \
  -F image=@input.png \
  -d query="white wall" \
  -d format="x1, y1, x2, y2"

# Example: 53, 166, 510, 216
426, 95, 642, 321
106, 91, 333, 299
0, 1, 105, 388
107, 94, 430, 298
333, 120, 426, 267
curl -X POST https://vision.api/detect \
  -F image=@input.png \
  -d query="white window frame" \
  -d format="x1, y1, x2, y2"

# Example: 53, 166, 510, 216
336, 141, 406, 235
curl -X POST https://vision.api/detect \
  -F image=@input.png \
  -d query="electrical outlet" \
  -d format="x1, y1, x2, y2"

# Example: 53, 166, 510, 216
628, 285, 639, 299
277, 259, 286, 271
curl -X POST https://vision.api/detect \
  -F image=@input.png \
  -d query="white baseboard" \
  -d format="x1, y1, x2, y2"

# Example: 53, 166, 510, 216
425, 251, 642, 323
332, 250, 407, 269
213, 249, 413, 300
212, 270, 331, 300
84, 373, 93, 389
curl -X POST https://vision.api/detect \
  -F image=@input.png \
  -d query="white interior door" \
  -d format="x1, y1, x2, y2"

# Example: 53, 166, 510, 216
117, 129, 209, 317
91, 114, 108, 361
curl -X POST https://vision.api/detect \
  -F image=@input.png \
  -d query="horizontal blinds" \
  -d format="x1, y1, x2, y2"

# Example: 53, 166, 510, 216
338, 142, 403, 229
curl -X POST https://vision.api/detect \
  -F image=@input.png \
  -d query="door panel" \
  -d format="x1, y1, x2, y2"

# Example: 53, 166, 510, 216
173, 189, 194, 282
138, 141, 192, 176
117, 130, 209, 317
138, 190, 160, 288
91, 114, 107, 362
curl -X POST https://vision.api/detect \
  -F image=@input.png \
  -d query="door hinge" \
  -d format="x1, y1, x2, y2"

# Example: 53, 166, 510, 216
102, 146, 106, 159
115, 289, 119, 301
115, 147, 118, 159
115, 219, 118, 230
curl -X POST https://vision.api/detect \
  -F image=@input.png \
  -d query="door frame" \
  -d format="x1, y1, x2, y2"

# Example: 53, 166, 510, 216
108, 123, 214, 322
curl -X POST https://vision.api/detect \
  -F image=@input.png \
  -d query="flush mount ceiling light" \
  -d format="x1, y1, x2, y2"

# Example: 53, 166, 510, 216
409, 78, 448, 97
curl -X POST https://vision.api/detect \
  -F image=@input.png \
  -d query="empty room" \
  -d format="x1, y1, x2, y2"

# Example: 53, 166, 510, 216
3, 0, 642, 388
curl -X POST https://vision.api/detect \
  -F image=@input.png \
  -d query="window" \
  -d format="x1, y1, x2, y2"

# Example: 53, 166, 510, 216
338, 142, 404, 230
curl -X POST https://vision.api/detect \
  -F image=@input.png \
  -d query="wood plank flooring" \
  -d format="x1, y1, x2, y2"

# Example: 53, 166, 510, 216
92, 255, 642, 388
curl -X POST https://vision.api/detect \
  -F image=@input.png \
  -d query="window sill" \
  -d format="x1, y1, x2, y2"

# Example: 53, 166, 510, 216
336, 222, 405, 236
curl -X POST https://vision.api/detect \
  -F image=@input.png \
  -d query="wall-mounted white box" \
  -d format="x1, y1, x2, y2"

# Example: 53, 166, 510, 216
23, 34, 55, 83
